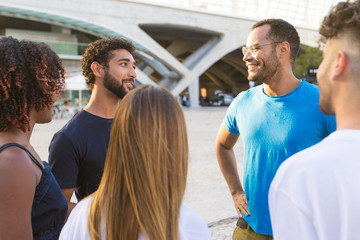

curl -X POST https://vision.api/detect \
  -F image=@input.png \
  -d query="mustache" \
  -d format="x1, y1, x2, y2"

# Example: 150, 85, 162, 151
246, 61, 259, 67
122, 78, 135, 83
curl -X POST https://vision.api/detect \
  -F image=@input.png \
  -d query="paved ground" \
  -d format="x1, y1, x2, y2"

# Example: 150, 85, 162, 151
31, 106, 244, 239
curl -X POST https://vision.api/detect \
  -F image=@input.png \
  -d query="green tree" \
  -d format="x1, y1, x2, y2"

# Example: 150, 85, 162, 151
293, 44, 322, 78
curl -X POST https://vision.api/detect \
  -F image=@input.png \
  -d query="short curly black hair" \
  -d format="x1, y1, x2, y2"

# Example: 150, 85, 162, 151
81, 37, 135, 90
0, 37, 65, 132
320, 0, 360, 41
253, 19, 300, 64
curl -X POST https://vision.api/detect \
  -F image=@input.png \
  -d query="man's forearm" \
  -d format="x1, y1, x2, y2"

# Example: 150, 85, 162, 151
216, 144, 243, 195
65, 202, 76, 221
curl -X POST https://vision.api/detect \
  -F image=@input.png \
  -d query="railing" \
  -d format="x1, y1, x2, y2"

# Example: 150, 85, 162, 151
0, 35, 88, 56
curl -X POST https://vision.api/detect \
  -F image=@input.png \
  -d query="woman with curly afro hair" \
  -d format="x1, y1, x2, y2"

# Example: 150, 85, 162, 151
0, 36, 68, 240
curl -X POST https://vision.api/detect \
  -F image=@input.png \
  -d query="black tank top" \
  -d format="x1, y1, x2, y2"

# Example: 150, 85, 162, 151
0, 143, 68, 240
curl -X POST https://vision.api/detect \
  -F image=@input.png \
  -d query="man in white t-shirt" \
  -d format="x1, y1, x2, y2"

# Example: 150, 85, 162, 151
269, 1, 360, 239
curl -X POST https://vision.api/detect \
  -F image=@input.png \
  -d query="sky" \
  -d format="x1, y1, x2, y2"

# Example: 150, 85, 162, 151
145, 0, 342, 30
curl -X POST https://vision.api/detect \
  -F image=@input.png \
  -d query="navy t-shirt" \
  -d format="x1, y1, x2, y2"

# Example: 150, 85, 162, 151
49, 110, 112, 201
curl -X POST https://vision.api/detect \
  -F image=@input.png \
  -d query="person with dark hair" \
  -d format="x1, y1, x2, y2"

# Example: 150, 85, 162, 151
49, 37, 137, 218
0, 37, 67, 239
215, 19, 336, 239
59, 84, 211, 240
269, 1, 360, 239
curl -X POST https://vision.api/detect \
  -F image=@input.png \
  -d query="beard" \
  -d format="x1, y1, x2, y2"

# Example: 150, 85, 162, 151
103, 70, 132, 99
248, 49, 281, 84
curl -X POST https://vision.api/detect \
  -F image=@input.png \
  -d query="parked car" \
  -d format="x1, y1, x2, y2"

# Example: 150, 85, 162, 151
209, 93, 234, 106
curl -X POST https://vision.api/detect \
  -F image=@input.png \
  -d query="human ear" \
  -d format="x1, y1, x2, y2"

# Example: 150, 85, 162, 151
333, 51, 347, 80
278, 41, 290, 59
91, 62, 103, 78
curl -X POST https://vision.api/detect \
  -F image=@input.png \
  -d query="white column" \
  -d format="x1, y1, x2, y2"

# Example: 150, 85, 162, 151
188, 77, 199, 107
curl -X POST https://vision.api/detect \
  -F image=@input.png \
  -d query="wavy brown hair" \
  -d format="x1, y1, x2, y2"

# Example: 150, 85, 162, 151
0, 37, 65, 132
320, 0, 360, 40
88, 84, 188, 240
81, 37, 135, 90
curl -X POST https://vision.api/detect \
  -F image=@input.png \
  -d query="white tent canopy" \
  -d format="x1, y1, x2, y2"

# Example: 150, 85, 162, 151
65, 74, 88, 90
65, 74, 88, 109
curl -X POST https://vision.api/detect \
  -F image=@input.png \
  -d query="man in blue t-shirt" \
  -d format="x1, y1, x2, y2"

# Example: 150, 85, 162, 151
49, 37, 137, 218
215, 19, 336, 239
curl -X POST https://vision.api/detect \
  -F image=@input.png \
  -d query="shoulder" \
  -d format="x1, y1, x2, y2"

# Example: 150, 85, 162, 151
179, 203, 211, 240
302, 80, 318, 90
0, 146, 38, 177
270, 133, 341, 218
60, 196, 93, 240
297, 81, 336, 127
70, 196, 92, 218
299, 81, 320, 99
64, 110, 111, 130
272, 135, 334, 190
58, 110, 88, 133
53, 110, 104, 141
0, 146, 38, 202
234, 85, 261, 102
226, 86, 261, 115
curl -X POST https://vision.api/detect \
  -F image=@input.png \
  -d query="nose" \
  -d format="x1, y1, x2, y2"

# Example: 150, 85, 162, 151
243, 51, 252, 62
129, 67, 137, 79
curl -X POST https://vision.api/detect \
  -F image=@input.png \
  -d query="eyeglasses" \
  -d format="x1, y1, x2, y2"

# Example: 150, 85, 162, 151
242, 42, 282, 56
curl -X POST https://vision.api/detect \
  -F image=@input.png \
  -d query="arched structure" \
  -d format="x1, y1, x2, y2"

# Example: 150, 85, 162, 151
0, 0, 321, 106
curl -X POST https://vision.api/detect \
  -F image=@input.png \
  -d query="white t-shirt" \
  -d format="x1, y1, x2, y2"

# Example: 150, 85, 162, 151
269, 130, 360, 240
60, 196, 212, 240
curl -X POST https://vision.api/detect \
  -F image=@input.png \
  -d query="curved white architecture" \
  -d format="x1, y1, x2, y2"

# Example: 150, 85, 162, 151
0, 0, 326, 106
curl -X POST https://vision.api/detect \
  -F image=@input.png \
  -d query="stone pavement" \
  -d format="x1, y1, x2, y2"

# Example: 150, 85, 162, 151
209, 216, 238, 239
31, 106, 244, 239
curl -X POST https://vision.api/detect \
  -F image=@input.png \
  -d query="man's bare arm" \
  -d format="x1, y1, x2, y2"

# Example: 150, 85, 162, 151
61, 188, 77, 221
215, 124, 249, 216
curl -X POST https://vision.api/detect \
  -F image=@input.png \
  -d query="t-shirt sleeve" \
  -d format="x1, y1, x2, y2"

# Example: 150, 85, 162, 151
59, 197, 92, 240
49, 132, 79, 189
179, 203, 212, 240
223, 95, 240, 135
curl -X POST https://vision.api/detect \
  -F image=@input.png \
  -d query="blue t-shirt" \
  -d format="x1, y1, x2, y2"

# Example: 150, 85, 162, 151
224, 80, 336, 235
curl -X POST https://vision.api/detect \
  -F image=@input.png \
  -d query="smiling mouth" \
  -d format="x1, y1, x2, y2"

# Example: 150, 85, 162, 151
123, 79, 134, 89
247, 64, 258, 72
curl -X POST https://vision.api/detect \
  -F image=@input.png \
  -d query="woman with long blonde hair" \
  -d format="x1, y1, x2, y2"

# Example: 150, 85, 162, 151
60, 84, 211, 240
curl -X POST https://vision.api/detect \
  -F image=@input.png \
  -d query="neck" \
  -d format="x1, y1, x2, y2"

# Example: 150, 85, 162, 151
334, 82, 360, 130
0, 125, 33, 147
83, 86, 120, 119
263, 68, 301, 96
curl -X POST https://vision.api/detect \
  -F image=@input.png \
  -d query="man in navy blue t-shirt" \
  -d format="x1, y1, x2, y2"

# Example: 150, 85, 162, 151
49, 37, 137, 218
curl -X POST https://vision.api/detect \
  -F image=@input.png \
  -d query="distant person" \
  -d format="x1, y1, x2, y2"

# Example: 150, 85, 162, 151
183, 92, 190, 107
61, 100, 71, 118
0, 37, 67, 239
269, 1, 360, 239
59, 85, 211, 240
215, 19, 336, 239
49, 37, 137, 218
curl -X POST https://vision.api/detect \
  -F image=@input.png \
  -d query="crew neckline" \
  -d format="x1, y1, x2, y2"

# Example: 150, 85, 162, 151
262, 80, 305, 99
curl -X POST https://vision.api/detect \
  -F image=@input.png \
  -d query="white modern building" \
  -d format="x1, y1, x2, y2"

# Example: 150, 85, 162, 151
0, 0, 341, 106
